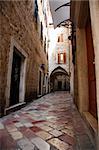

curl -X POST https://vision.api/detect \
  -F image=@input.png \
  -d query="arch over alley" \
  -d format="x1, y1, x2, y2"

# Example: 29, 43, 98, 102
50, 66, 70, 92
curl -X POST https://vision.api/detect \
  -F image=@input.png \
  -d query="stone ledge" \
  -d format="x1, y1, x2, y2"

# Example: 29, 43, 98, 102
83, 111, 98, 144
5, 102, 26, 115
37, 95, 42, 98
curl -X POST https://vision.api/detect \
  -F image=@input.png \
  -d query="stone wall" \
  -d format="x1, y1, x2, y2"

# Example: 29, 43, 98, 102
0, 1, 47, 116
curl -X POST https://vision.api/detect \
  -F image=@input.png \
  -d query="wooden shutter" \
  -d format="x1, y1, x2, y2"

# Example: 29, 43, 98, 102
58, 53, 60, 64
58, 37, 59, 42
64, 52, 66, 64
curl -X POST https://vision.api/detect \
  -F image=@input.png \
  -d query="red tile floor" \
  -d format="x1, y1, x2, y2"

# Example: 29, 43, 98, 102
0, 92, 95, 150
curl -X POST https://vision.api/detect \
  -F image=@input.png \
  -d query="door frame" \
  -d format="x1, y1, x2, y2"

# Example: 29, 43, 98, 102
86, 19, 97, 119
37, 68, 43, 97
5, 37, 28, 110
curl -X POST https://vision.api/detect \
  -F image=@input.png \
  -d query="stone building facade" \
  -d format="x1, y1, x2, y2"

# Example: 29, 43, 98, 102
0, 0, 48, 116
48, 23, 70, 91
71, 0, 99, 147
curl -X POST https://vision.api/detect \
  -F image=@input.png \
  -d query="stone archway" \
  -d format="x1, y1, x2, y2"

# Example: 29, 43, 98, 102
50, 66, 70, 92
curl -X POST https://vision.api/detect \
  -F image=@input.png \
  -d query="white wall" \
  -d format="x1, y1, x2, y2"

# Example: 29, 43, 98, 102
48, 26, 70, 76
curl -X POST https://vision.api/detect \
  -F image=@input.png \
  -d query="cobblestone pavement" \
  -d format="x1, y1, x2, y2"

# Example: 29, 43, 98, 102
0, 92, 95, 150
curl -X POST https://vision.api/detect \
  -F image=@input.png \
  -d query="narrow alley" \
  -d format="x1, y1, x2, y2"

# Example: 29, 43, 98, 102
0, 92, 95, 150
0, 0, 99, 149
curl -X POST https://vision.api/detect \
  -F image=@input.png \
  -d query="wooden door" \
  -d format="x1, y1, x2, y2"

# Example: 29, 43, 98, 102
10, 50, 21, 106
86, 18, 97, 119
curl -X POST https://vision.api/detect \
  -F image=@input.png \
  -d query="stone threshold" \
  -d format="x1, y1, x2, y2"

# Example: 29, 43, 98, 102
5, 102, 26, 115
37, 94, 46, 98
37, 95, 42, 98
83, 111, 98, 144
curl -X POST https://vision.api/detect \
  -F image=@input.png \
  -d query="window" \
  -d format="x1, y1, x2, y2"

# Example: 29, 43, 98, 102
57, 34, 64, 42
60, 53, 64, 63
61, 34, 63, 42
58, 36, 60, 42
57, 51, 66, 64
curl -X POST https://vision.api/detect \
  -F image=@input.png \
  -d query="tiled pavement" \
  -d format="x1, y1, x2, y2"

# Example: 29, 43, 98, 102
0, 92, 96, 150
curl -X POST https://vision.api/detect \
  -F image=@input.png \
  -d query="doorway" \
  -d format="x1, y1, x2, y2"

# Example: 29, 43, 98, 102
58, 81, 62, 90
5, 38, 27, 113
10, 49, 22, 106
39, 71, 42, 95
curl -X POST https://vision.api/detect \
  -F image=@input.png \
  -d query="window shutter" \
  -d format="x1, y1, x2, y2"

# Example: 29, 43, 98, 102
58, 53, 60, 64
64, 52, 66, 64
58, 37, 59, 42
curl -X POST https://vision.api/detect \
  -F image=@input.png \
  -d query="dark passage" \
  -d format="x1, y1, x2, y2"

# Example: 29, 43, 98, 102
10, 49, 21, 106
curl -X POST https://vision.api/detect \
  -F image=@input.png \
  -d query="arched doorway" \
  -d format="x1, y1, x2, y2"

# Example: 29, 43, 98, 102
50, 67, 70, 92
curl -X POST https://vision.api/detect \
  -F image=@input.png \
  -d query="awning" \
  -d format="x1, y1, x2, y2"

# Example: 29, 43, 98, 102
49, 0, 70, 28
